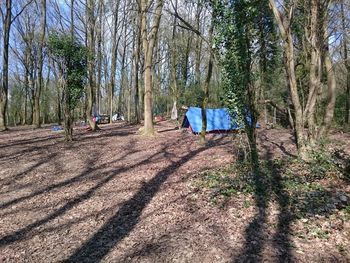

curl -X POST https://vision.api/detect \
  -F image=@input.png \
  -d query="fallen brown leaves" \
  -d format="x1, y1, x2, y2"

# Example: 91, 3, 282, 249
0, 122, 349, 262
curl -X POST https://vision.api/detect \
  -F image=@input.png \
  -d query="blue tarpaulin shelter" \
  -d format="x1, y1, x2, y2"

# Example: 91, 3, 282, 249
182, 107, 237, 133
181, 107, 256, 133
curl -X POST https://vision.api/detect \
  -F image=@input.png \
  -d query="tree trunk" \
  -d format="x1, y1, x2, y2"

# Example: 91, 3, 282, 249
127, 76, 131, 122
23, 80, 28, 125
33, 0, 46, 128
286, 41, 309, 159
64, 107, 73, 141
182, 36, 191, 85
143, 61, 154, 134
96, 0, 103, 117
133, 10, 141, 123
62, 80, 73, 141
52, 62, 62, 125
195, 38, 202, 86
23, 53, 30, 125
109, 0, 121, 123
258, 7, 268, 127
304, 0, 321, 143
346, 58, 350, 127
42, 62, 51, 124
86, 0, 98, 131
170, 0, 178, 121
319, 26, 336, 137
194, 1, 202, 86
140, 0, 164, 135
118, 25, 128, 114
70, 0, 74, 38
269, 0, 309, 160
199, 20, 214, 144
0, 0, 12, 131
30, 72, 35, 124
342, 1, 350, 126
57, 88, 62, 125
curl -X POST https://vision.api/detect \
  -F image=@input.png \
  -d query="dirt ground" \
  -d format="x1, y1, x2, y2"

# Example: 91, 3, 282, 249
0, 121, 349, 262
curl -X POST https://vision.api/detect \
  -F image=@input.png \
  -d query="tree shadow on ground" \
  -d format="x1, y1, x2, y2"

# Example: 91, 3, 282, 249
0, 141, 139, 244
0, 152, 58, 187
0, 134, 225, 261
233, 143, 348, 262
0, 124, 135, 161
65, 141, 216, 262
0, 136, 140, 207
233, 163, 272, 262
259, 132, 296, 158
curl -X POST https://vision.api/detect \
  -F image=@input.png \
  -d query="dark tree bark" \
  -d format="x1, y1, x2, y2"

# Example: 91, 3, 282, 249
0, 0, 12, 131
342, 1, 350, 126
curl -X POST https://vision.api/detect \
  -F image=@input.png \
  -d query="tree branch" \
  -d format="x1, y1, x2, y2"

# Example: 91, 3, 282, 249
10, 0, 34, 25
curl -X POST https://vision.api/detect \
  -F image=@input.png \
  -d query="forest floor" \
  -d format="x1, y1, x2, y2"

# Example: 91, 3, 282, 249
0, 121, 349, 262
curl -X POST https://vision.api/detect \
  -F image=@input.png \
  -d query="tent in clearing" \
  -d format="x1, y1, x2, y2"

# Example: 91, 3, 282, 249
181, 107, 246, 134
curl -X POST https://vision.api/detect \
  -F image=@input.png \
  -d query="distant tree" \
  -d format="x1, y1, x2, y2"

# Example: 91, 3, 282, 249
48, 33, 87, 141
0, 0, 33, 130
33, 0, 47, 128
132, 3, 142, 123
199, 19, 214, 144
109, 0, 121, 123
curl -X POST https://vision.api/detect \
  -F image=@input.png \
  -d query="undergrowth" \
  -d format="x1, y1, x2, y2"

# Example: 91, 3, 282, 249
191, 149, 349, 219
188, 143, 350, 253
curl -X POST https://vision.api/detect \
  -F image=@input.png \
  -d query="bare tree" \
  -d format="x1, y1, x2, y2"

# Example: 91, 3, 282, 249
269, 0, 337, 160
342, 0, 350, 126
33, 0, 47, 128
132, 6, 141, 123
199, 18, 213, 144
85, 0, 98, 130
109, 0, 121, 123
0, 0, 12, 131
140, 0, 164, 135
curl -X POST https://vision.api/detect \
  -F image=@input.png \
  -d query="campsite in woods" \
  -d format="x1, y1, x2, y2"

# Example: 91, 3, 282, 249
1, 0, 350, 262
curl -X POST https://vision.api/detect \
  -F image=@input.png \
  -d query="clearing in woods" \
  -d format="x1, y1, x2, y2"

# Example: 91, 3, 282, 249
0, 121, 349, 262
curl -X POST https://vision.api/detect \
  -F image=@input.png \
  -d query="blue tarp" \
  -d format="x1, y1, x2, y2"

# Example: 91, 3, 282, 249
182, 107, 256, 133
51, 126, 64, 132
